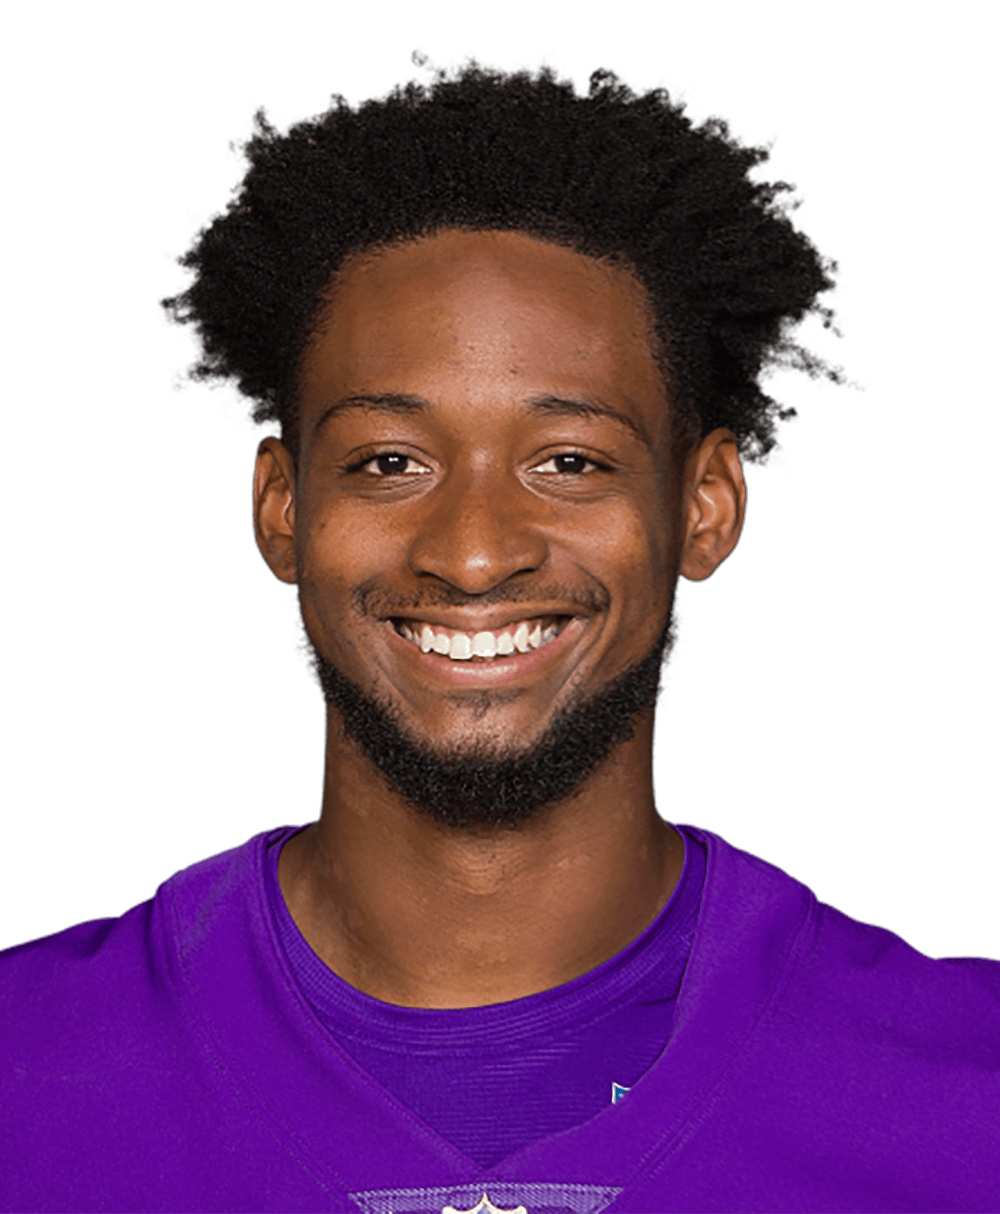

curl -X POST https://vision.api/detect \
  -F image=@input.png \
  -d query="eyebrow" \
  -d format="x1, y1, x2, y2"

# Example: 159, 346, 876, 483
314, 390, 650, 446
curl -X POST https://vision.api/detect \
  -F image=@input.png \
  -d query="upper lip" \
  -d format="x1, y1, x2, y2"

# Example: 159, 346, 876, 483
387, 608, 579, 633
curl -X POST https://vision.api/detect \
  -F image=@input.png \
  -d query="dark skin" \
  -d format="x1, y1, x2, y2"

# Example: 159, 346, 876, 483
254, 230, 746, 1009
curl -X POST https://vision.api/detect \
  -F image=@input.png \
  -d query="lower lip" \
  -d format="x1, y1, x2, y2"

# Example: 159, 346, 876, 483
386, 618, 587, 685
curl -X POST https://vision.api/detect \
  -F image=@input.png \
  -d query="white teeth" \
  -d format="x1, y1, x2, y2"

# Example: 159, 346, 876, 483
471, 631, 497, 658
400, 617, 564, 661
450, 634, 472, 660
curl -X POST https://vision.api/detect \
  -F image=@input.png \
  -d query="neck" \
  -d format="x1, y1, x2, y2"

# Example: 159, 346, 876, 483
278, 710, 683, 1009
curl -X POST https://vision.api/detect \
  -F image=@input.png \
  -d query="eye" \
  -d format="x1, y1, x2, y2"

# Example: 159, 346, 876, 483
351, 450, 602, 478
531, 452, 602, 475
357, 452, 431, 477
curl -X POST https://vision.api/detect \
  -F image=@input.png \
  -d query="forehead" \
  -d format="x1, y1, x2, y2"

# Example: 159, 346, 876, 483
298, 228, 668, 434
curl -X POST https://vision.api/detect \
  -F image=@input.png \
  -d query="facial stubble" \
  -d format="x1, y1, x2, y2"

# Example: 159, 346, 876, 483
308, 617, 675, 832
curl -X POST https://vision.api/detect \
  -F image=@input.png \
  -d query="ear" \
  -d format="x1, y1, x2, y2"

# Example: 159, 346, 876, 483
679, 429, 747, 582
253, 437, 298, 584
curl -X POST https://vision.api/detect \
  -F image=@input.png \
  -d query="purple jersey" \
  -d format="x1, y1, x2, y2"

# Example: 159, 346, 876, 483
265, 827, 705, 1169
2, 825, 999, 1212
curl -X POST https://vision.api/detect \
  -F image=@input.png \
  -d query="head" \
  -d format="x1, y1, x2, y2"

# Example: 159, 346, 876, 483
165, 66, 836, 830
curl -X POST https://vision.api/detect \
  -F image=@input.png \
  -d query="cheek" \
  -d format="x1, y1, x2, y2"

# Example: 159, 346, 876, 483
616, 526, 669, 602
608, 518, 678, 675
294, 507, 397, 649
574, 496, 678, 612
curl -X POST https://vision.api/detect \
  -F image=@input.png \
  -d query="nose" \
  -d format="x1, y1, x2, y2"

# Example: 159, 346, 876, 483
406, 464, 549, 595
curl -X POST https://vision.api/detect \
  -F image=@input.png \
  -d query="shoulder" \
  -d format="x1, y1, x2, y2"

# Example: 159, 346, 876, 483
0, 828, 335, 1211
698, 825, 1000, 1043
0, 901, 157, 1025
803, 894, 1000, 1070
0, 829, 288, 1083
628, 830, 1000, 1209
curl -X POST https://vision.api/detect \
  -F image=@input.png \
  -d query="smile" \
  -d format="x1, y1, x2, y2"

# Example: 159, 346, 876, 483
385, 611, 584, 689
391, 615, 571, 662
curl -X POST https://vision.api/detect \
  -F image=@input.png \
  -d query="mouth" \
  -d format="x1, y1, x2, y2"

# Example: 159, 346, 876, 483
383, 616, 584, 684
390, 614, 573, 662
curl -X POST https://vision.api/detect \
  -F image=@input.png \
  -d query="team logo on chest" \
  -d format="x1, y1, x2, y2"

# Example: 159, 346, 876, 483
349, 1181, 623, 1213
442, 1194, 526, 1214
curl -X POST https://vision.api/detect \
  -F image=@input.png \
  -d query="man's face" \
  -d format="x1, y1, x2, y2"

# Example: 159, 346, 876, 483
285, 230, 684, 768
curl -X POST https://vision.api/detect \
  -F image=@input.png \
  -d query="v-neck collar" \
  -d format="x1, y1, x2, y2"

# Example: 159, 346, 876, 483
266, 826, 702, 1057
160, 826, 814, 1207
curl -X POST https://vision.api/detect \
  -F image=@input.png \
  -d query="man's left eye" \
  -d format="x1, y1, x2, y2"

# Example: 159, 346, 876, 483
532, 453, 598, 475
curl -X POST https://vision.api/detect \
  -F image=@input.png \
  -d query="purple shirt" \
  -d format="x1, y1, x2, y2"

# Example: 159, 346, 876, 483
266, 827, 705, 1169
2, 824, 999, 1212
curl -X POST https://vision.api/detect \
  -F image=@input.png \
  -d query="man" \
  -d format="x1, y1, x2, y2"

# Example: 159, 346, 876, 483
2, 65, 997, 1214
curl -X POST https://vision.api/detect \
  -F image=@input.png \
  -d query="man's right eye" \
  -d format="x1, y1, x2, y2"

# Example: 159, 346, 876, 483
344, 454, 429, 475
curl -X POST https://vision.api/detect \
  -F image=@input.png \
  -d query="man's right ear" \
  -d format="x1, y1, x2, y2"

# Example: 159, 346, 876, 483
253, 437, 298, 584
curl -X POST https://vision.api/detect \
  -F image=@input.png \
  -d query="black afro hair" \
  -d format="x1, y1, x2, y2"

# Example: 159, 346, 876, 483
164, 64, 839, 462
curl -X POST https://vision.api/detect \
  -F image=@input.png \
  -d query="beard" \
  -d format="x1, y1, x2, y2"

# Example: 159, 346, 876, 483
307, 614, 675, 833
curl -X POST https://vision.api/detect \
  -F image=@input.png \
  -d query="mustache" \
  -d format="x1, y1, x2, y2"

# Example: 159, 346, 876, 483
352, 579, 611, 618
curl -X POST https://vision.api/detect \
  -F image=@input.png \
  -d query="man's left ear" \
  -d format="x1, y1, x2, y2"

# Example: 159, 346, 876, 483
679, 428, 747, 582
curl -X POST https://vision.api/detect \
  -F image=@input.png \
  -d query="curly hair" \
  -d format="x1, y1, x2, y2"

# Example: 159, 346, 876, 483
164, 64, 839, 463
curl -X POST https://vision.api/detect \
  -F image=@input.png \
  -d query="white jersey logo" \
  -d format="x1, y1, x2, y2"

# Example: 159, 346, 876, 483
349, 1181, 622, 1214
442, 1194, 527, 1214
